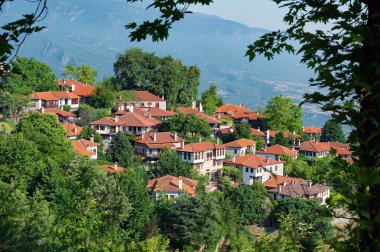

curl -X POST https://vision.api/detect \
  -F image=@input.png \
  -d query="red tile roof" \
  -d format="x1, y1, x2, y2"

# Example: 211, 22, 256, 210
44, 108, 76, 117
326, 141, 348, 149
256, 144, 297, 157
62, 123, 83, 137
72, 139, 98, 157
90, 117, 125, 126
57, 78, 88, 87
99, 164, 125, 174
267, 182, 330, 197
334, 148, 352, 155
146, 175, 198, 196
118, 112, 162, 127
217, 104, 252, 114
177, 107, 221, 124
303, 126, 322, 134
219, 126, 235, 135
299, 140, 330, 152
177, 142, 225, 153
146, 107, 174, 117
132, 91, 165, 101
263, 175, 305, 189
72, 84, 96, 97
30, 92, 60, 101
222, 138, 256, 148
224, 154, 283, 169
50, 91, 80, 99
250, 128, 266, 137
134, 132, 184, 145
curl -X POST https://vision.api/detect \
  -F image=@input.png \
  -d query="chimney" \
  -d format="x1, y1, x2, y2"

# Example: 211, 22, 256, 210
232, 156, 236, 162
258, 127, 260, 132
192, 100, 196, 109
115, 116, 119, 122
129, 105, 134, 113
292, 146, 295, 151
40, 107, 45, 113
278, 185, 282, 193
174, 132, 177, 141
216, 138, 219, 144
148, 113, 151, 119
298, 139, 301, 147
266, 157, 269, 164
181, 139, 185, 149
199, 137, 202, 143
153, 133, 157, 142
307, 180, 312, 188
178, 177, 183, 189
73, 128, 77, 133
114, 162, 118, 171
141, 132, 145, 139
72, 83, 76, 91
283, 182, 287, 186
199, 102, 203, 112
90, 134, 94, 142
266, 130, 270, 144
63, 79, 66, 84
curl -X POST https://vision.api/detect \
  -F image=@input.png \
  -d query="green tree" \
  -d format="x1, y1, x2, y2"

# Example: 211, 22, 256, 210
78, 126, 105, 159
149, 148, 197, 179
272, 198, 334, 251
263, 96, 303, 134
106, 132, 134, 167
233, 122, 251, 140
75, 104, 109, 126
200, 84, 223, 115
0, 90, 13, 117
89, 86, 115, 109
284, 157, 315, 180
3, 57, 58, 95
320, 119, 346, 143
270, 131, 291, 147
15, 112, 72, 162
251, 135, 265, 150
63, 63, 97, 84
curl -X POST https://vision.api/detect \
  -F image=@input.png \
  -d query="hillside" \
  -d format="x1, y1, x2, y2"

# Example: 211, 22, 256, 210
2, 0, 328, 125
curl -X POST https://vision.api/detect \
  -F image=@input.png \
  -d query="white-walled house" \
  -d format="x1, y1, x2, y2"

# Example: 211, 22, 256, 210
146, 175, 198, 200
224, 154, 284, 184
119, 91, 167, 110
176, 142, 226, 177
72, 139, 99, 159
222, 138, 256, 157
117, 112, 161, 136
89, 117, 125, 142
30, 91, 80, 111
134, 132, 185, 162
256, 144, 298, 160
299, 140, 330, 158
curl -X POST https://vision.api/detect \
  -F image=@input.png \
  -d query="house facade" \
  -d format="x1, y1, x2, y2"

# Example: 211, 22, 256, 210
43, 108, 76, 122
299, 140, 330, 158
176, 142, 226, 177
72, 139, 99, 159
119, 91, 167, 110
30, 91, 80, 111
117, 112, 161, 136
256, 144, 298, 160
224, 154, 284, 184
146, 175, 198, 200
62, 122, 83, 140
89, 117, 125, 143
222, 138, 256, 157
303, 126, 322, 138
57, 78, 96, 104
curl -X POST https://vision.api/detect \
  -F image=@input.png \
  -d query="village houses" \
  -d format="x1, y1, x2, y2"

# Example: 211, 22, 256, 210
146, 175, 198, 200
222, 138, 256, 157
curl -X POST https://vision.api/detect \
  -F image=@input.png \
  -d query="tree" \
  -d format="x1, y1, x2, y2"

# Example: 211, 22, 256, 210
272, 198, 334, 251
2, 57, 58, 95
114, 48, 200, 107
106, 132, 134, 167
320, 119, 346, 143
75, 104, 109, 126
251, 135, 265, 150
270, 131, 291, 147
149, 148, 197, 179
63, 63, 97, 84
263, 95, 303, 134
89, 86, 115, 109
233, 122, 251, 140
0, 90, 13, 117
200, 84, 223, 115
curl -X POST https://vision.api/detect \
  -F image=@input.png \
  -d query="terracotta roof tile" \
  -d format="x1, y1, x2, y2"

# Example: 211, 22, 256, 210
268, 182, 330, 197
177, 107, 221, 124
62, 123, 83, 137
99, 164, 125, 174
250, 128, 266, 137
177, 142, 225, 153
57, 78, 89, 87
118, 112, 162, 127
134, 132, 184, 145
224, 154, 283, 169
303, 126, 322, 134
146, 175, 198, 196
217, 104, 252, 114
0, 114, 3, 119
72, 139, 98, 157
219, 126, 235, 135
30, 92, 60, 101
72, 84, 96, 97
90, 117, 125, 126
146, 107, 174, 117
263, 175, 305, 189
222, 138, 256, 148
257, 144, 298, 157
299, 140, 330, 152
50, 91, 80, 99
326, 141, 348, 149
132, 91, 165, 101
44, 108, 76, 117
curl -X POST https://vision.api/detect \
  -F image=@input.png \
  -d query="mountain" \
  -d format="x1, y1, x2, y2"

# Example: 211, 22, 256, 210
2, 0, 329, 126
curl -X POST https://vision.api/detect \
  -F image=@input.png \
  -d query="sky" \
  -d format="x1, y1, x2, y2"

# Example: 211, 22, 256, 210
190, 0, 289, 31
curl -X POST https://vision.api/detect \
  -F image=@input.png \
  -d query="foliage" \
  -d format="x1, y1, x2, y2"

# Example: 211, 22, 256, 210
269, 131, 291, 147
89, 85, 115, 109
251, 135, 265, 150
149, 148, 197, 179
263, 96, 303, 134
200, 84, 223, 115
78, 126, 102, 143
63, 63, 97, 84
160, 113, 212, 140
126, 235, 170, 252
0, 90, 13, 117
2, 57, 58, 95
106, 132, 134, 168
284, 157, 315, 180
75, 104, 109, 126
219, 166, 242, 183
62, 105, 71, 112
272, 197, 334, 251
233, 122, 251, 140
7, 94, 30, 120
320, 119, 346, 143
114, 48, 200, 107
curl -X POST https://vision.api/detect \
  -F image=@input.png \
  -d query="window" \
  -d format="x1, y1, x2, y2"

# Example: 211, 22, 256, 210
234, 149, 237, 154
270, 167, 272, 172
129, 126, 133, 131
100, 126, 105, 131
138, 127, 141, 131
251, 168, 254, 173
246, 167, 249, 172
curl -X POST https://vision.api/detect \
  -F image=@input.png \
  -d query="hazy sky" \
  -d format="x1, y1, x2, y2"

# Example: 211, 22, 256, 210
190, 0, 288, 31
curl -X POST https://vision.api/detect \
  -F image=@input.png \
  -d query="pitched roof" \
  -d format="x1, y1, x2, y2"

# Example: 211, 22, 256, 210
299, 140, 330, 152
72, 84, 96, 97
146, 107, 174, 117
57, 78, 89, 87
222, 138, 256, 148
146, 175, 198, 196
118, 112, 162, 127
250, 128, 266, 137
44, 108, 76, 117
219, 126, 235, 135
89, 117, 125, 126
72, 139, 98, 157
269, 130, 301, 139
303, 126, 322, 134
268, 182, 330, 197
50, 91, 80, 99
334, 148, 352, 155
224, 154, 283, 169
263, 175, 305, 189
134, 132, 184, 145
326, 141, 348, 149
256, 144, 298, 157
177, 107, 221, 124
132, 91, 165, 101
177, 142, 225, 153
99, 164, 125, 174
62, 123, 83, 137
30, 92, 60, 101
217, 104, 252, 114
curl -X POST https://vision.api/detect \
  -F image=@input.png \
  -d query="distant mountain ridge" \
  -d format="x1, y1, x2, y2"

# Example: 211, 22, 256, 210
2, 0, 329, 126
